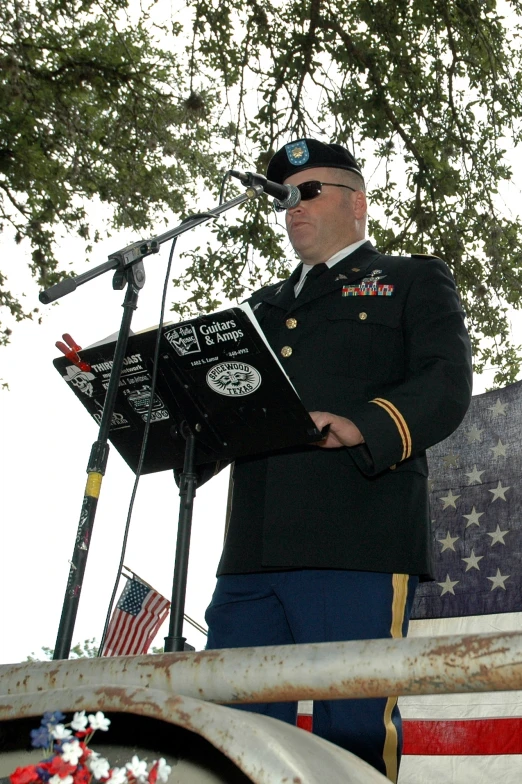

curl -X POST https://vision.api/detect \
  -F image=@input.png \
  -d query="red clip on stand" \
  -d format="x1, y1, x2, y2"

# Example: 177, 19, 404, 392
55, 334, 92, 372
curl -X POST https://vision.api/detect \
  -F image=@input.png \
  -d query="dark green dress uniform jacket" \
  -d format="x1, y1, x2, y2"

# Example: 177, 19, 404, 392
216, 241, 473, 577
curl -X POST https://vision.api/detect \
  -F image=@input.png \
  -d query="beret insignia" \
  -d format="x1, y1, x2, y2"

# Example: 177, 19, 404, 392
285, 140, 310, 166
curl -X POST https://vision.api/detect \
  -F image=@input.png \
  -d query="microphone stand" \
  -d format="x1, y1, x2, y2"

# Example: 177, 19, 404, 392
163, 425, 197, 652
43, 184, 264, 660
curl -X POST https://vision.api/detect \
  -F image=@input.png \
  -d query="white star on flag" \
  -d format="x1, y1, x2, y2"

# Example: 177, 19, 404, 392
488, 398, 508, 417
466, 425, 483, 443
437, 531, 459, 552
486, 525, 509, 546
464, 465, 484, 485
486, 568, 510, 590
440, 489, 460, 509
488, 480, 510, 502
490, 439, 507, 459
437, 574, 459, 595
461, 549, 484, 571
442, 453, 459, 468
463, 506, 483, 527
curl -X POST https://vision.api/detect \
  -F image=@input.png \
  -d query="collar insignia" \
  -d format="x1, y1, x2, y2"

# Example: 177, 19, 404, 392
335, 274, 348, 281
363, 269, 386, 283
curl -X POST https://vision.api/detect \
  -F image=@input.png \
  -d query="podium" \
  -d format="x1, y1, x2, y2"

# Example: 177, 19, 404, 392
54, 304, 323, 472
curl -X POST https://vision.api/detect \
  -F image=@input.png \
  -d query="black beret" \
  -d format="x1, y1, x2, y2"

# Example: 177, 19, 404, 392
266, 138, 363, 184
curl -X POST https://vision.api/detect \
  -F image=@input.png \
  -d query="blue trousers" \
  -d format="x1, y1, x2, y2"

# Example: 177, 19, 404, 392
205, 569, 418, 782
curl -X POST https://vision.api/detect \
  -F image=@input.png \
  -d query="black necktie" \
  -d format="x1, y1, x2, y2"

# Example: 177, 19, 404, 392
298, 263, 328, 295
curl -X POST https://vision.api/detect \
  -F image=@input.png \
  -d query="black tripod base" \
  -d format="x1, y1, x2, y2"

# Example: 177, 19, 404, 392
164, 634, 195, 652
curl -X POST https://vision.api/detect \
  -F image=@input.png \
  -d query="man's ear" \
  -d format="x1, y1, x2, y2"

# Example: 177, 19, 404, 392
353, 190, 367, 220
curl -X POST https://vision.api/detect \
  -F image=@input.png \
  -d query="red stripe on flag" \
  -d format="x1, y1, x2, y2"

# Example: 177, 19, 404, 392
403, 718, 522, 755
296, 715, 313, 732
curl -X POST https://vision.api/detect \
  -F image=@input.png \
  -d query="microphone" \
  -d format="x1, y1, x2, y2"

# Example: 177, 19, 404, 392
229, 170, 301, 209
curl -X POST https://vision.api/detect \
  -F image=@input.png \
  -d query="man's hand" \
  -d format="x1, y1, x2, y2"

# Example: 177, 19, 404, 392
309, 411, 365, 448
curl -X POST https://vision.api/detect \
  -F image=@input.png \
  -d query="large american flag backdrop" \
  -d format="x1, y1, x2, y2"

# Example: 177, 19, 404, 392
399, 380, 522, 782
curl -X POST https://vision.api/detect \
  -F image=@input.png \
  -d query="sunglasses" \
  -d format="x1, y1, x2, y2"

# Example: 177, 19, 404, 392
273, 180, 357, 212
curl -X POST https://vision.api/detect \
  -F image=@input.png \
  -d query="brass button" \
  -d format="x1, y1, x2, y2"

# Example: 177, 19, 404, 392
359, 311, 368, 320
285, 317, 297, 329
281, 346, 293, 358
390, 464, 397, 471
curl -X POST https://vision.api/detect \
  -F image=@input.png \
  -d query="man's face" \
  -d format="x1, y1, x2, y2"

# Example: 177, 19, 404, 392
283, 166, 366, 265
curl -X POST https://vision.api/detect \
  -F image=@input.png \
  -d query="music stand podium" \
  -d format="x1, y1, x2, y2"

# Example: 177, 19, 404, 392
54, 304, 323, 650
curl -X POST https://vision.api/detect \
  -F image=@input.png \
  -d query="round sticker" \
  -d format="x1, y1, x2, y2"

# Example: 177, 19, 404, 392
206, 361, 261, 397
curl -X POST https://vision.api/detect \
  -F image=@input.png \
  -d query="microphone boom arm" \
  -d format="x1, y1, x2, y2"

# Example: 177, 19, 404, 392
39, 184, 265, 304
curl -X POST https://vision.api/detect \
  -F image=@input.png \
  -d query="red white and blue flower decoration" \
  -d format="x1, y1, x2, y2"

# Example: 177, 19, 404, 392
10, 711, 171, 784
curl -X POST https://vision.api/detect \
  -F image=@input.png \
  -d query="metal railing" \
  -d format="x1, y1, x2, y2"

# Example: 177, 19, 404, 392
2, 630, 522, 707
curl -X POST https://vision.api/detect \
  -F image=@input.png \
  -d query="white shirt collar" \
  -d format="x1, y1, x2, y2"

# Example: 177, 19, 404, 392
294, 238, 368, 296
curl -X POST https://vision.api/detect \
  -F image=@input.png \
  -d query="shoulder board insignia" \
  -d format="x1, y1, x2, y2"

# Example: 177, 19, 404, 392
411, 253, 442, 260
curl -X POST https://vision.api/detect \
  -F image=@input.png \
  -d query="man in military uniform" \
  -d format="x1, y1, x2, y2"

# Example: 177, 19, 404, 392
204, 138, 472, 781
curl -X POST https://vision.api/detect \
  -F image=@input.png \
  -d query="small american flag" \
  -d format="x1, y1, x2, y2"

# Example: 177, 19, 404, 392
101, 577, 170, 656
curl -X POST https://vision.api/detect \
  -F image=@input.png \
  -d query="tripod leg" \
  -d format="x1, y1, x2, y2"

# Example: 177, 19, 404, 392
164, 431, 198, 652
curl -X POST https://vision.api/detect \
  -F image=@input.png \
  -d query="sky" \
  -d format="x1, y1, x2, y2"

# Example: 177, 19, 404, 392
1, 218, 234, 663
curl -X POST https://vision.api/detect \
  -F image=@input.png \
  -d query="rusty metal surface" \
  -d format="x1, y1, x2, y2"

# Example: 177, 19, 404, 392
3, 632, 519, 782
2, 632, 522, 706
0, 689, 388, 783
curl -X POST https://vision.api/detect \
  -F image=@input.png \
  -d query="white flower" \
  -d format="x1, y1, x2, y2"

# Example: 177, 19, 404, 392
71, 711, 89, 731
108, 768, 128, 784
51, 724, 72, 740
61, 739, 82, 765
125, 756, 147, 782
88, 711, 111, 732
88, 755, 111, 780
156, 759, 171, 783
50, 777, 73, 784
